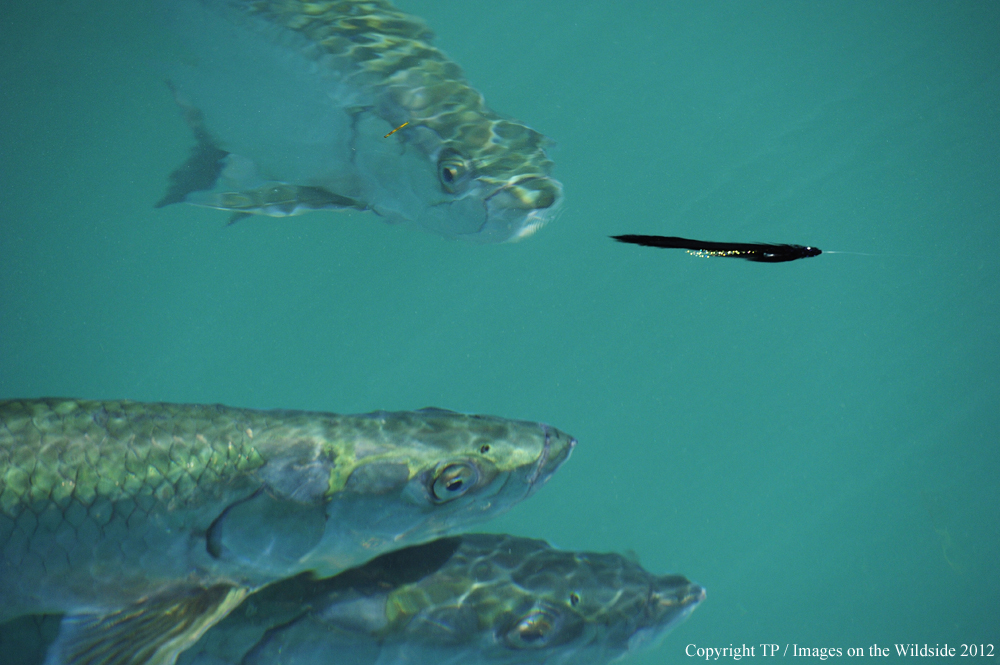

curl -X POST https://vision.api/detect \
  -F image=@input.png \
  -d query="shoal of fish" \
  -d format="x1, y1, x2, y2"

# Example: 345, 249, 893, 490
1, 1, 705, 664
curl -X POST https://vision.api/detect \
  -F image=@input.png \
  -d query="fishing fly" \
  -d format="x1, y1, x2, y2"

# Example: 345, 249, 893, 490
610, 235, 822, 263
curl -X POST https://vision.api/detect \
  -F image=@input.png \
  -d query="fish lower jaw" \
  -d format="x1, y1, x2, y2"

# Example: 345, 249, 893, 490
507, 199, 565, 242
508, 217, 547, 241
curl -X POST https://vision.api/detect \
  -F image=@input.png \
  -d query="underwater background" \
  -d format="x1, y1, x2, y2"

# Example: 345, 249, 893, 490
1, 0, 997, 661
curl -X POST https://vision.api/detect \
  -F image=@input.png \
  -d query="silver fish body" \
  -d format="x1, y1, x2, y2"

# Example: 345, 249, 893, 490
185, 533, 704, 665
2, 535, 703, 665
0, 399, 574, 664
156, 0, 563, 242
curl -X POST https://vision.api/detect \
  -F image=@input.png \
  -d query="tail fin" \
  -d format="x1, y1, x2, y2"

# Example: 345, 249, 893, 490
155, 81, 229, 209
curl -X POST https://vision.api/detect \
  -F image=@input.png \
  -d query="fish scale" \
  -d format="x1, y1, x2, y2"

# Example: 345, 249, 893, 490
1, 399, 263, 520
1, 400, 266, 615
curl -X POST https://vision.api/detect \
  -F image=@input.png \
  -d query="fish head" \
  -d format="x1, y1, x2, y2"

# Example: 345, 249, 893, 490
295, 410, 575, 574
400, 410, 574, 510
381, 535, 705, 664
238, 534, 701, 665
419, 140, 564, 244
376, 79, 564, 242
487, 539, 704, 663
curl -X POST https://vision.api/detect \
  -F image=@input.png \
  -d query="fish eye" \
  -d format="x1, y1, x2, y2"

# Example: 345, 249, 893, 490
505, 609, 558, 649
569, 592, 580, 606
437, 153, 469, 193
430, 462, 479, 502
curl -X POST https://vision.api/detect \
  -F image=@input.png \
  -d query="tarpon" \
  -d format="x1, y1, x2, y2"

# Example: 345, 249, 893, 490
1, 534, 703, 665
155, 0, 564, 242
213, 534, 704, 665
0, 399, 574, 665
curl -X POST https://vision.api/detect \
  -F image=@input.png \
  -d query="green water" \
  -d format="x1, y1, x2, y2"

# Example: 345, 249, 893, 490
1, 0, 997, 661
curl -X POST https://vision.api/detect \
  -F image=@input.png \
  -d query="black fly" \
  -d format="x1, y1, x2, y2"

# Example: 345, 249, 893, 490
611, 235, 822, 263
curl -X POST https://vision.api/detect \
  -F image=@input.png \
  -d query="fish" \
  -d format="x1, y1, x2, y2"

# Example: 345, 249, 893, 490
154, 0, 563, 243
1, 534, 704, 665
0, 399, 575, 665
611, 234, 822, 262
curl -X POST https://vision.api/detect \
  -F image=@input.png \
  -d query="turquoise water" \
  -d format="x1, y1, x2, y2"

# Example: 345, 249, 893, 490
1, 0, 997, 661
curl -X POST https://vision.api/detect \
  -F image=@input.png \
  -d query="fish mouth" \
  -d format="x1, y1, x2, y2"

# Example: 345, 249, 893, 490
649, 578, 706, 630
422, 175, 562, 243
525, 424, 576, 495
624, 580, 705, 654
481, 175, 564, 242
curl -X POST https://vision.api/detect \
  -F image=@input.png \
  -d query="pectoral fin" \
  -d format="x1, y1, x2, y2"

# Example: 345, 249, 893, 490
158, 83, 367, 220
206, 489, 327, 575
187, 179, 368, 218
43, 585, 248, 665
161, 147, 368, 219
